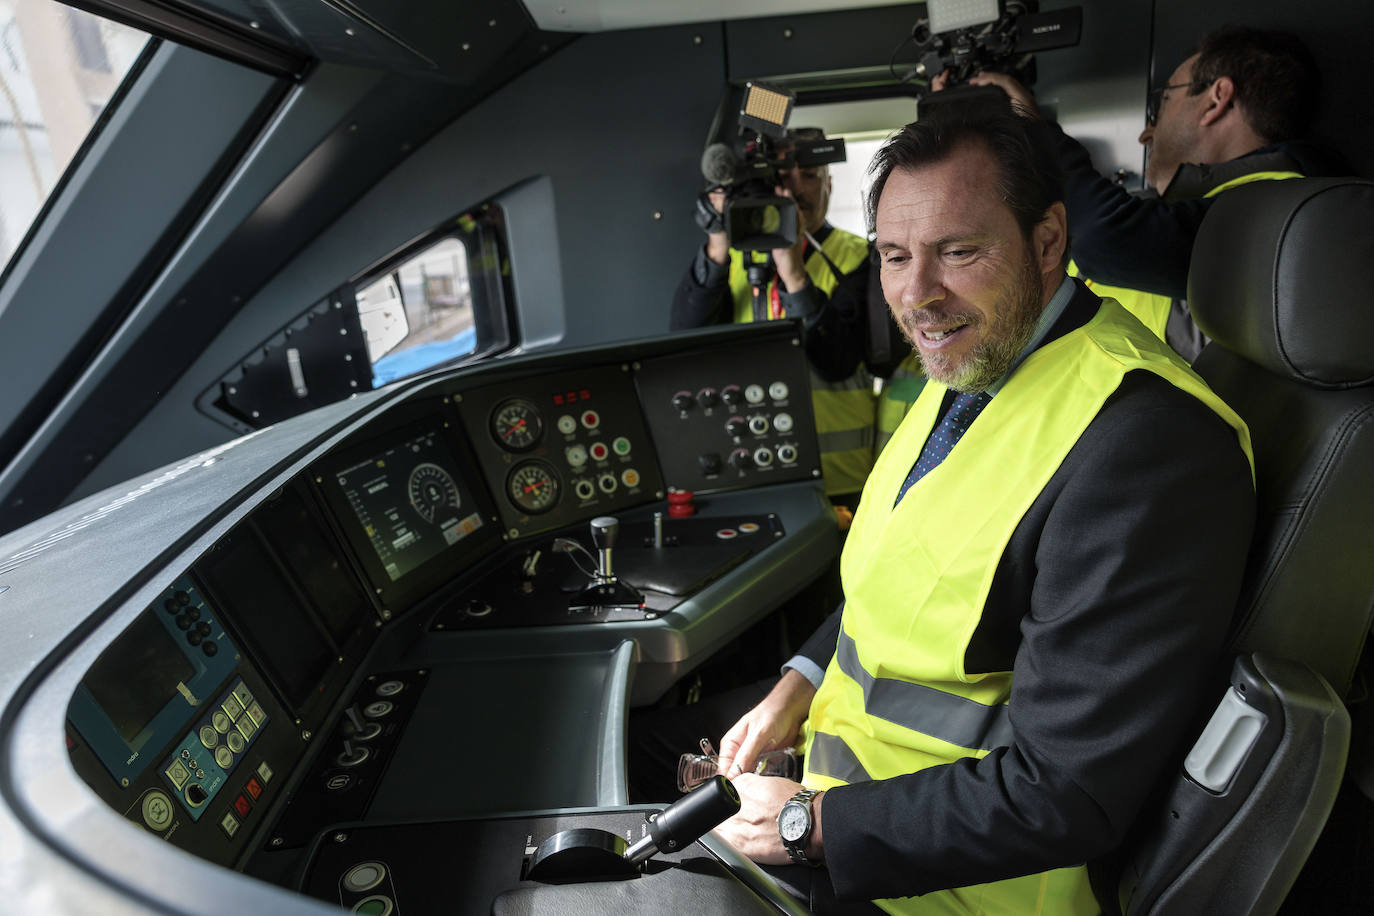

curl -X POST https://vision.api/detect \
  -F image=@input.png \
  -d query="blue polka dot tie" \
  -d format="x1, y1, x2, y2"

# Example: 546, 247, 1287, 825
894, 391, 993, 505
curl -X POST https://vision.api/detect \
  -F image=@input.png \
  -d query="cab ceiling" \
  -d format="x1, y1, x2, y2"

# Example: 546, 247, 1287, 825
521, 0, 917, 33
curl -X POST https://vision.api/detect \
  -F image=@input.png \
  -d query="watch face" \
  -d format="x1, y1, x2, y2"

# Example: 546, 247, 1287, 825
779, 801, 809, 842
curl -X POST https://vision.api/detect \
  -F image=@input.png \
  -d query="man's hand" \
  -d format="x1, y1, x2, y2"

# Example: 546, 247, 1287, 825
717, 775, 827, 865
718, 668, 815, 778
704, 188, 730, 266
967, 71, 1041, 118
770, 186, 810, 293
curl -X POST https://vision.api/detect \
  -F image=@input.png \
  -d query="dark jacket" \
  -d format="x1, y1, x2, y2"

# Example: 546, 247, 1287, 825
797, 283, 1255, 901
669, 225, 907, 381
1043, 119, 1350, 299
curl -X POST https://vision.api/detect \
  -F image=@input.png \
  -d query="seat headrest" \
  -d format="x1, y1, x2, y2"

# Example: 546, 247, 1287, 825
1189, 178, 1374, 389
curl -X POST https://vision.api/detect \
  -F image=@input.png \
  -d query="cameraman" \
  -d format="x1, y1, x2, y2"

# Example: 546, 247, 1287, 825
962, 26, 1346, 360
669, 128, 883, 508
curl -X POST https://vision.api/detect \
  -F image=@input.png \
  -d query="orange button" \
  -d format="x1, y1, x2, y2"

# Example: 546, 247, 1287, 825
244, 777, 263, 801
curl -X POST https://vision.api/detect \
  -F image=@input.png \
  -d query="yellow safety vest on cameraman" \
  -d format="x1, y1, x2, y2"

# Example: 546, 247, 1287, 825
802, 299, 1252, 916
1074, 170, 1302, 339
727, 228, 875, 497
873, 351, 926, 459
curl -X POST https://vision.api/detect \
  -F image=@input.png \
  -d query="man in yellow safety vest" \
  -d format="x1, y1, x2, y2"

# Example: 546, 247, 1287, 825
711, 100, 1255, 915
969, 26, 1344, 361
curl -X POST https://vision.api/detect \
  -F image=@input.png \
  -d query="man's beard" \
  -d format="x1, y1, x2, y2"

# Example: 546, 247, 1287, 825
909, 254, 1045, 393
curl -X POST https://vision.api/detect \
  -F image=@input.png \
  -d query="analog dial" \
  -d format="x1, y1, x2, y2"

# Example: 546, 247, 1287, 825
507, 461, 561, 515
779, 801, 809, 842
408, 462, 461, 524
491, 398, 543, 451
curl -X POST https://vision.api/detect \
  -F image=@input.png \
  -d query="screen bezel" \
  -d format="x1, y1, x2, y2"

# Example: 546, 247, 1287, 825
312, 402, 501, 614
66, 577, 241, 786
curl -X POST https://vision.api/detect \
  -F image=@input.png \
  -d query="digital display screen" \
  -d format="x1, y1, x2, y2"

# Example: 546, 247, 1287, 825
84, 612, 195, 747
196, 528, 333, 714
254, 486, 375, 647
335, 429, 485, 582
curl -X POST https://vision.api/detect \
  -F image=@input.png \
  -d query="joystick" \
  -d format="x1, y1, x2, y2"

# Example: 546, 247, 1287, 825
526, 776, 740, 883
567, 516, 644, 612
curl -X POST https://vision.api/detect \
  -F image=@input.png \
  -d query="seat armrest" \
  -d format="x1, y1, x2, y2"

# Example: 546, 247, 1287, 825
1114, 653, 1349, 916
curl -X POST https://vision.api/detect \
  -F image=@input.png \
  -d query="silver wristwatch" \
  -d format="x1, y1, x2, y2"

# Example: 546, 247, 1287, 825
777, 787, 820, 866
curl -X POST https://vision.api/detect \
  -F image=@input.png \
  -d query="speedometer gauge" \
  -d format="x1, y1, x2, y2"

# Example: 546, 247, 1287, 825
507, 461, 560, 515
408, 462, 460, 524
491, 398, 543, 452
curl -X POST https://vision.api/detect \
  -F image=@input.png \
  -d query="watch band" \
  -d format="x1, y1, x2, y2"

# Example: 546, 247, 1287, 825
781, 787, 820, 867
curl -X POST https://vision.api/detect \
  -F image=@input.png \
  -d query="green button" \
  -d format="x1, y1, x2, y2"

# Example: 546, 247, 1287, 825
613, 437, 631, 455
352, 896, 392, 916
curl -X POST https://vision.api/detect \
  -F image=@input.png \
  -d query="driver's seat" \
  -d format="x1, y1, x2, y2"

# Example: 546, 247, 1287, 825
1108, 177, 1374, 915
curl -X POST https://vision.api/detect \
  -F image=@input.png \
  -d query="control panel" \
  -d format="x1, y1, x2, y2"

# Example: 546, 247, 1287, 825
262, 669, 428, 850
158, 678, 269, 824
431, 512, 785, 630
67, 577, 242, 787
66, 578, 304, 866
635, 334, 820, 493
457, 365, 665, 538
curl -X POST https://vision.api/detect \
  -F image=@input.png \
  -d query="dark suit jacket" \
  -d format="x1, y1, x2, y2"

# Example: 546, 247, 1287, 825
798, 282, 1256, 901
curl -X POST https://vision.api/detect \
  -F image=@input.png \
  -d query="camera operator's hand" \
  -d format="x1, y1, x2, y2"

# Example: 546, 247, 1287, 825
702, 188, 730, 266
771, 186, 810, 293
968, 71, 1041, 118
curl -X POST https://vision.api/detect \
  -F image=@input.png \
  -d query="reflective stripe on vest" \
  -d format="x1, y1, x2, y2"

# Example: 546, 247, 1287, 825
1075, 169, 1303, 340
727, 228, 875, 495
802, 298, 1253, 916
874, 351, 925, 458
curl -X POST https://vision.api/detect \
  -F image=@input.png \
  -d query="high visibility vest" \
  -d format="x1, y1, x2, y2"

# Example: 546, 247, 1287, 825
873, 351, 926, 459
802, 298, 1253, 915
727, 228, 875, 496
1074, 170, 1303, 341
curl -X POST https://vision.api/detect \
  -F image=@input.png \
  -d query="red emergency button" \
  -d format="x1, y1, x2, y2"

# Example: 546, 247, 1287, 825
667, 489, 696, 518
589, 442, 609, 461
233, 794, 251, 818
244, 777, 263, 801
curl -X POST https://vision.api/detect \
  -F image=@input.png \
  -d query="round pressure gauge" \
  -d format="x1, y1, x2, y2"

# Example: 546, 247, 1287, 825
507, 461, 561, 515
491, 398, 543, 451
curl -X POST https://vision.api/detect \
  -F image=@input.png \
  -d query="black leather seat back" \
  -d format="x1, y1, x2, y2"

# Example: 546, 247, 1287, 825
1113, 178, 1372, 915
1190, 177, 1374, 694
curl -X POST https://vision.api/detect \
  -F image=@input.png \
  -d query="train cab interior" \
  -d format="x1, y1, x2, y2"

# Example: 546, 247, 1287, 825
1, 0, 1372, 913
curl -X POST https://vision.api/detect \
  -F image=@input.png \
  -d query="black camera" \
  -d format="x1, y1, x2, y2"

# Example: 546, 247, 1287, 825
697, 82, 847, 251
904, 0, 1081, 92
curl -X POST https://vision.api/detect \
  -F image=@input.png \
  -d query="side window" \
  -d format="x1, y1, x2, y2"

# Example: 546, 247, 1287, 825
200, 204, 515, 431
0, 6, 151, 271
823, 134, 889, 238
362, 235, 475, 387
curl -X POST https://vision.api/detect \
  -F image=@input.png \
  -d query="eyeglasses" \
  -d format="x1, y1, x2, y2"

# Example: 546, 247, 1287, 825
1145, 81, 1199, 127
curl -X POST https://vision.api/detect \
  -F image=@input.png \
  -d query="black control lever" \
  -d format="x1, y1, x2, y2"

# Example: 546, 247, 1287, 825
590, 516, 618, 581
568, 515, 643, 611
526, 776, 740, 883
624, 775, 740, 864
